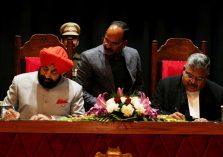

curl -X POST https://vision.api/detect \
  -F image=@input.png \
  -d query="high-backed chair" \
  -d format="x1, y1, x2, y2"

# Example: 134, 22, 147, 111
14, 34, 73, 78
150, 38, 208, 96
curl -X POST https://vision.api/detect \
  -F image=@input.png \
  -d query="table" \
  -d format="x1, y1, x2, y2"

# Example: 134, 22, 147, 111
0, 121, 223, 157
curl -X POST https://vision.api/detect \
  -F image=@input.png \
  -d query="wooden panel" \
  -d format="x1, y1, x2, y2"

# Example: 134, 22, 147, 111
0, 121, 223, 134
0, 121, 222, 157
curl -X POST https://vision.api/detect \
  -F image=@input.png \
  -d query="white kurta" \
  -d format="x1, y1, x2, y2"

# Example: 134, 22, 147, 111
3, 71, 85, 120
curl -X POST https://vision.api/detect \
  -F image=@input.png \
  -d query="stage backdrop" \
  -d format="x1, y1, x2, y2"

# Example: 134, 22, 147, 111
0, 0, 223, 99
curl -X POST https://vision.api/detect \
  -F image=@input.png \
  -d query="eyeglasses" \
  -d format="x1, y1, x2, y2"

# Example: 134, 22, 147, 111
184, 71, 206, 82
103, 37, 123, 47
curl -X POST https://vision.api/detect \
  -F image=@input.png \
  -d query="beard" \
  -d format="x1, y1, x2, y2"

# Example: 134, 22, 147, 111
38, 72, 61, 89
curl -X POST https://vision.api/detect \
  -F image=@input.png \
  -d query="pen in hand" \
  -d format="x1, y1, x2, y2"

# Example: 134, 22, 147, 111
175, 106, 193, 121
174, 107, 179, 112
172, 107, 186, 120
3, 105, 20, 120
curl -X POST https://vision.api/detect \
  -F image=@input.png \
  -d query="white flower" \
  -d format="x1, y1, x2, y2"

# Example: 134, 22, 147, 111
131, 97, 145, 115
121, 104, 134, 117
106, 98, 120, 113
106, 98, 115, 104
120, 97, 127, 103
86, 88, 158, 121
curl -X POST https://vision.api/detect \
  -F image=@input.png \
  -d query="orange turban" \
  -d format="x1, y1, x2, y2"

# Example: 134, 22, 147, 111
40, 46, 74, 74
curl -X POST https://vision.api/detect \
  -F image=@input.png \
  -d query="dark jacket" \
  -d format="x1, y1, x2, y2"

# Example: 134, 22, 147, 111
75, 45, 144, 111
151, 75, 223, 121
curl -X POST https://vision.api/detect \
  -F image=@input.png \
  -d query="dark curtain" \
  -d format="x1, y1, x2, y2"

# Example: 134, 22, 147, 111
0, 0, 223, 99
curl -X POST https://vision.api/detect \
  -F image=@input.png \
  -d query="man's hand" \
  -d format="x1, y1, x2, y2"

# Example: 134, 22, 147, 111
170, 112, 186, 120
30, 114, 54, 120
3, 108, 20, 121
193, 118, 208, 122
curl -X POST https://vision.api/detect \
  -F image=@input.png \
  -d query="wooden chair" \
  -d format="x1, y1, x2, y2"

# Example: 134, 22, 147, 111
14, 34, 73, 78
150, 38, 208, 96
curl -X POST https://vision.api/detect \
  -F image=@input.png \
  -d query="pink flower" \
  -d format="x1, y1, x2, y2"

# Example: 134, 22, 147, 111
117, 87, 123, 97
86, 88, 159, 121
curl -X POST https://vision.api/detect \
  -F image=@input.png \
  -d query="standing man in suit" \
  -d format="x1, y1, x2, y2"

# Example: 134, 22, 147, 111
75, 20, 144, 111
151, 53, 223, 121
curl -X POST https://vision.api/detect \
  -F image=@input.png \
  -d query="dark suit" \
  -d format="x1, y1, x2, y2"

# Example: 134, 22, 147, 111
76, 45, 144, 111
151, 75, 223, 121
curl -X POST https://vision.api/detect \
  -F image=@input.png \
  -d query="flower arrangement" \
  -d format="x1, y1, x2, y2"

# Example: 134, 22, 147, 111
61, 88, 187, 122
85, 88, 159, 122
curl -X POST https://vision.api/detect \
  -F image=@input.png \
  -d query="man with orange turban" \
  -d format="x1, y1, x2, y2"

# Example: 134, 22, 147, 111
2, 46, 85, 120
